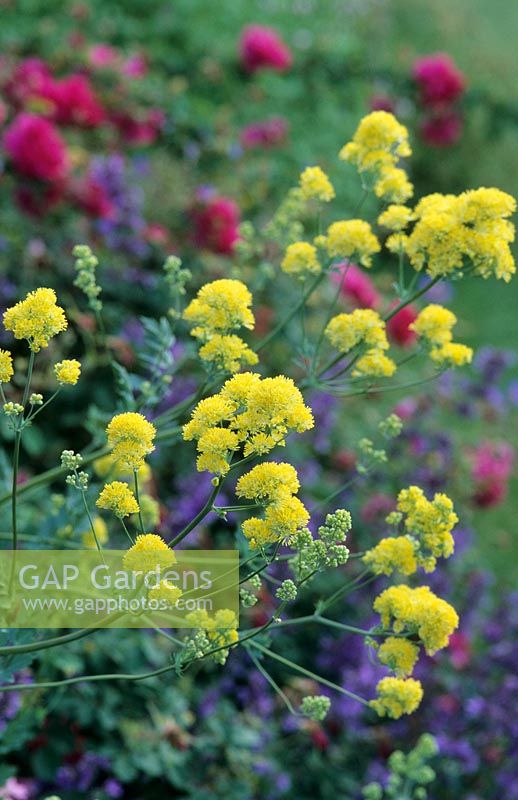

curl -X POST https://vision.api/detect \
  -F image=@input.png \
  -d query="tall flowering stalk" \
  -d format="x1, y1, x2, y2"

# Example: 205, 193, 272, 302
0, 112, 515, 726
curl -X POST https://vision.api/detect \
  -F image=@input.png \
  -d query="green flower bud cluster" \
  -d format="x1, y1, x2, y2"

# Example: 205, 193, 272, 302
300, 695, 331, 721
164, 256, 191, 319
264, 187, 305, 247
290, 509, 351, 579
358, 437, 387, 473
362, 734, 438, 799
378, 413, 403, 439
317, 509, 351, 567
29, 393, 43, 405
240, 574, 262, 607
73, 244, 102, 313
3, 402, 24, 416
276, 579, 298, 601
60, 450, 83, 470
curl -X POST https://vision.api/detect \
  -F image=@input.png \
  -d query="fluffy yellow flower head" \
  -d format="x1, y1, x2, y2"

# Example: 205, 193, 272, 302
431, 342, 473, 368
0, 350, 13, 383
397, 485, 458, 570
322, 220, 380, 267
183, 279, 255, 339
106, 412, 156, 470
363, 536, 417, 576
299, 166, 335, 202
183, 374, 313, 475
199, 334, 258, 374
370, 677, 423, 719
54, 359, 81, 386
3, 288, 67, 352
148, 579, 182, 604
378, 204, 415, 232
281, 242, 321, 277
340, 111, 412, 168
96, 481, 140, 518
411, 305, 457, 346
123, 533, 175, 572
325, 309, 389, 353
377, 637, 420, 677
375, 166, 413, 203
353, 349, 396, 378
81, 516, 108, 549
374, 584, 459, 655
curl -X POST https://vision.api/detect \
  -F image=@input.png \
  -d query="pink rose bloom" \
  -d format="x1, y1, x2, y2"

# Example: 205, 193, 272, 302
331, 262, 381, 309
386, 303, 418, 347
111, 109, 164, 145
193, 196, 240, 255
420, 110, 463, 147
71, 176, 114, 218
122, 54, 148, 79
88, 44, 118, 68
3, 113, 69, 181
369, 94, 396, 113
240, 116, 288, 149
5, 58, 54, 107
239, 25, 292, 73
471, 441, 514, 508
413, 53, 465, 107
46, 74, 105, 127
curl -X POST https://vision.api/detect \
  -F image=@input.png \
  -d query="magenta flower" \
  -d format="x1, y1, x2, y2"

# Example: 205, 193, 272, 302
239, 25, 292, 73
3, 112, 69, 181
413, 53, 465, 107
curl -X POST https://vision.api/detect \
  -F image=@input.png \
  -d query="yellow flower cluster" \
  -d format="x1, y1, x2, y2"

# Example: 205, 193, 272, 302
397, 485, 458, 570
0, 350, 13, 383
281, 242, 321, 277
363, 536, 417, 576
3, 288, 67, 352
370, 677, 423, 719
183, 373, 314, 476
198, 334, 258, 373
340, 111, 413, 203
54, 359, 81, 386
318, 220, 380, 267
374, 584, 459, 655
96, 481, 140, 518
183, 279, 257, 374
186, 607, 239, 657
411, 305, 473, 369
377, 637, 420, 678
389, 188, 516, 282
236, 462, 310, 548
325, 309, 396, 378
148, 579, 183, 604
299, 166, 335, 202
106, 412, 157, 470
378, 204, 415, 231
123, 533, 175, 572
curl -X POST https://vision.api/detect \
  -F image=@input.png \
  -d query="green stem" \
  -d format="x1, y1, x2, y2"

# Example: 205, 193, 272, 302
169, 482, 221, 547
133, 470, 145, 534
256, 272, 324, 353
0, 627, 94, 656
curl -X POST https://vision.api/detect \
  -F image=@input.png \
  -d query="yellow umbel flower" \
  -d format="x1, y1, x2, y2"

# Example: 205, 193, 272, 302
123, 533, 175, 572
0, 350, 13, 383
3, 288, 67, 352
281, 242, 321, 277
183, 375, 313, 475
183, 279, 254, 339
370, 677, 423, 719
186, 608, 239, 663
363, 536, 417, 576
377, 637, 419, 677
106, 412, 156, 470
378, 204, 415, 231
148, 579, 182, 604
396, 485, 458, 571
411, 305, 457, 346
353, 349, 396, 378
322, 220, 380, 267
236, 462, 300, 502
430, 342, 473, 368
199, 334, 258, 374
54, 359, 81, 386
340, 111, 411, 167
299, 166, 335, 202
374, 584, 459, 655
81, 516, 108, 549
325, 309, 389, 354
96, 481, 140, 518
